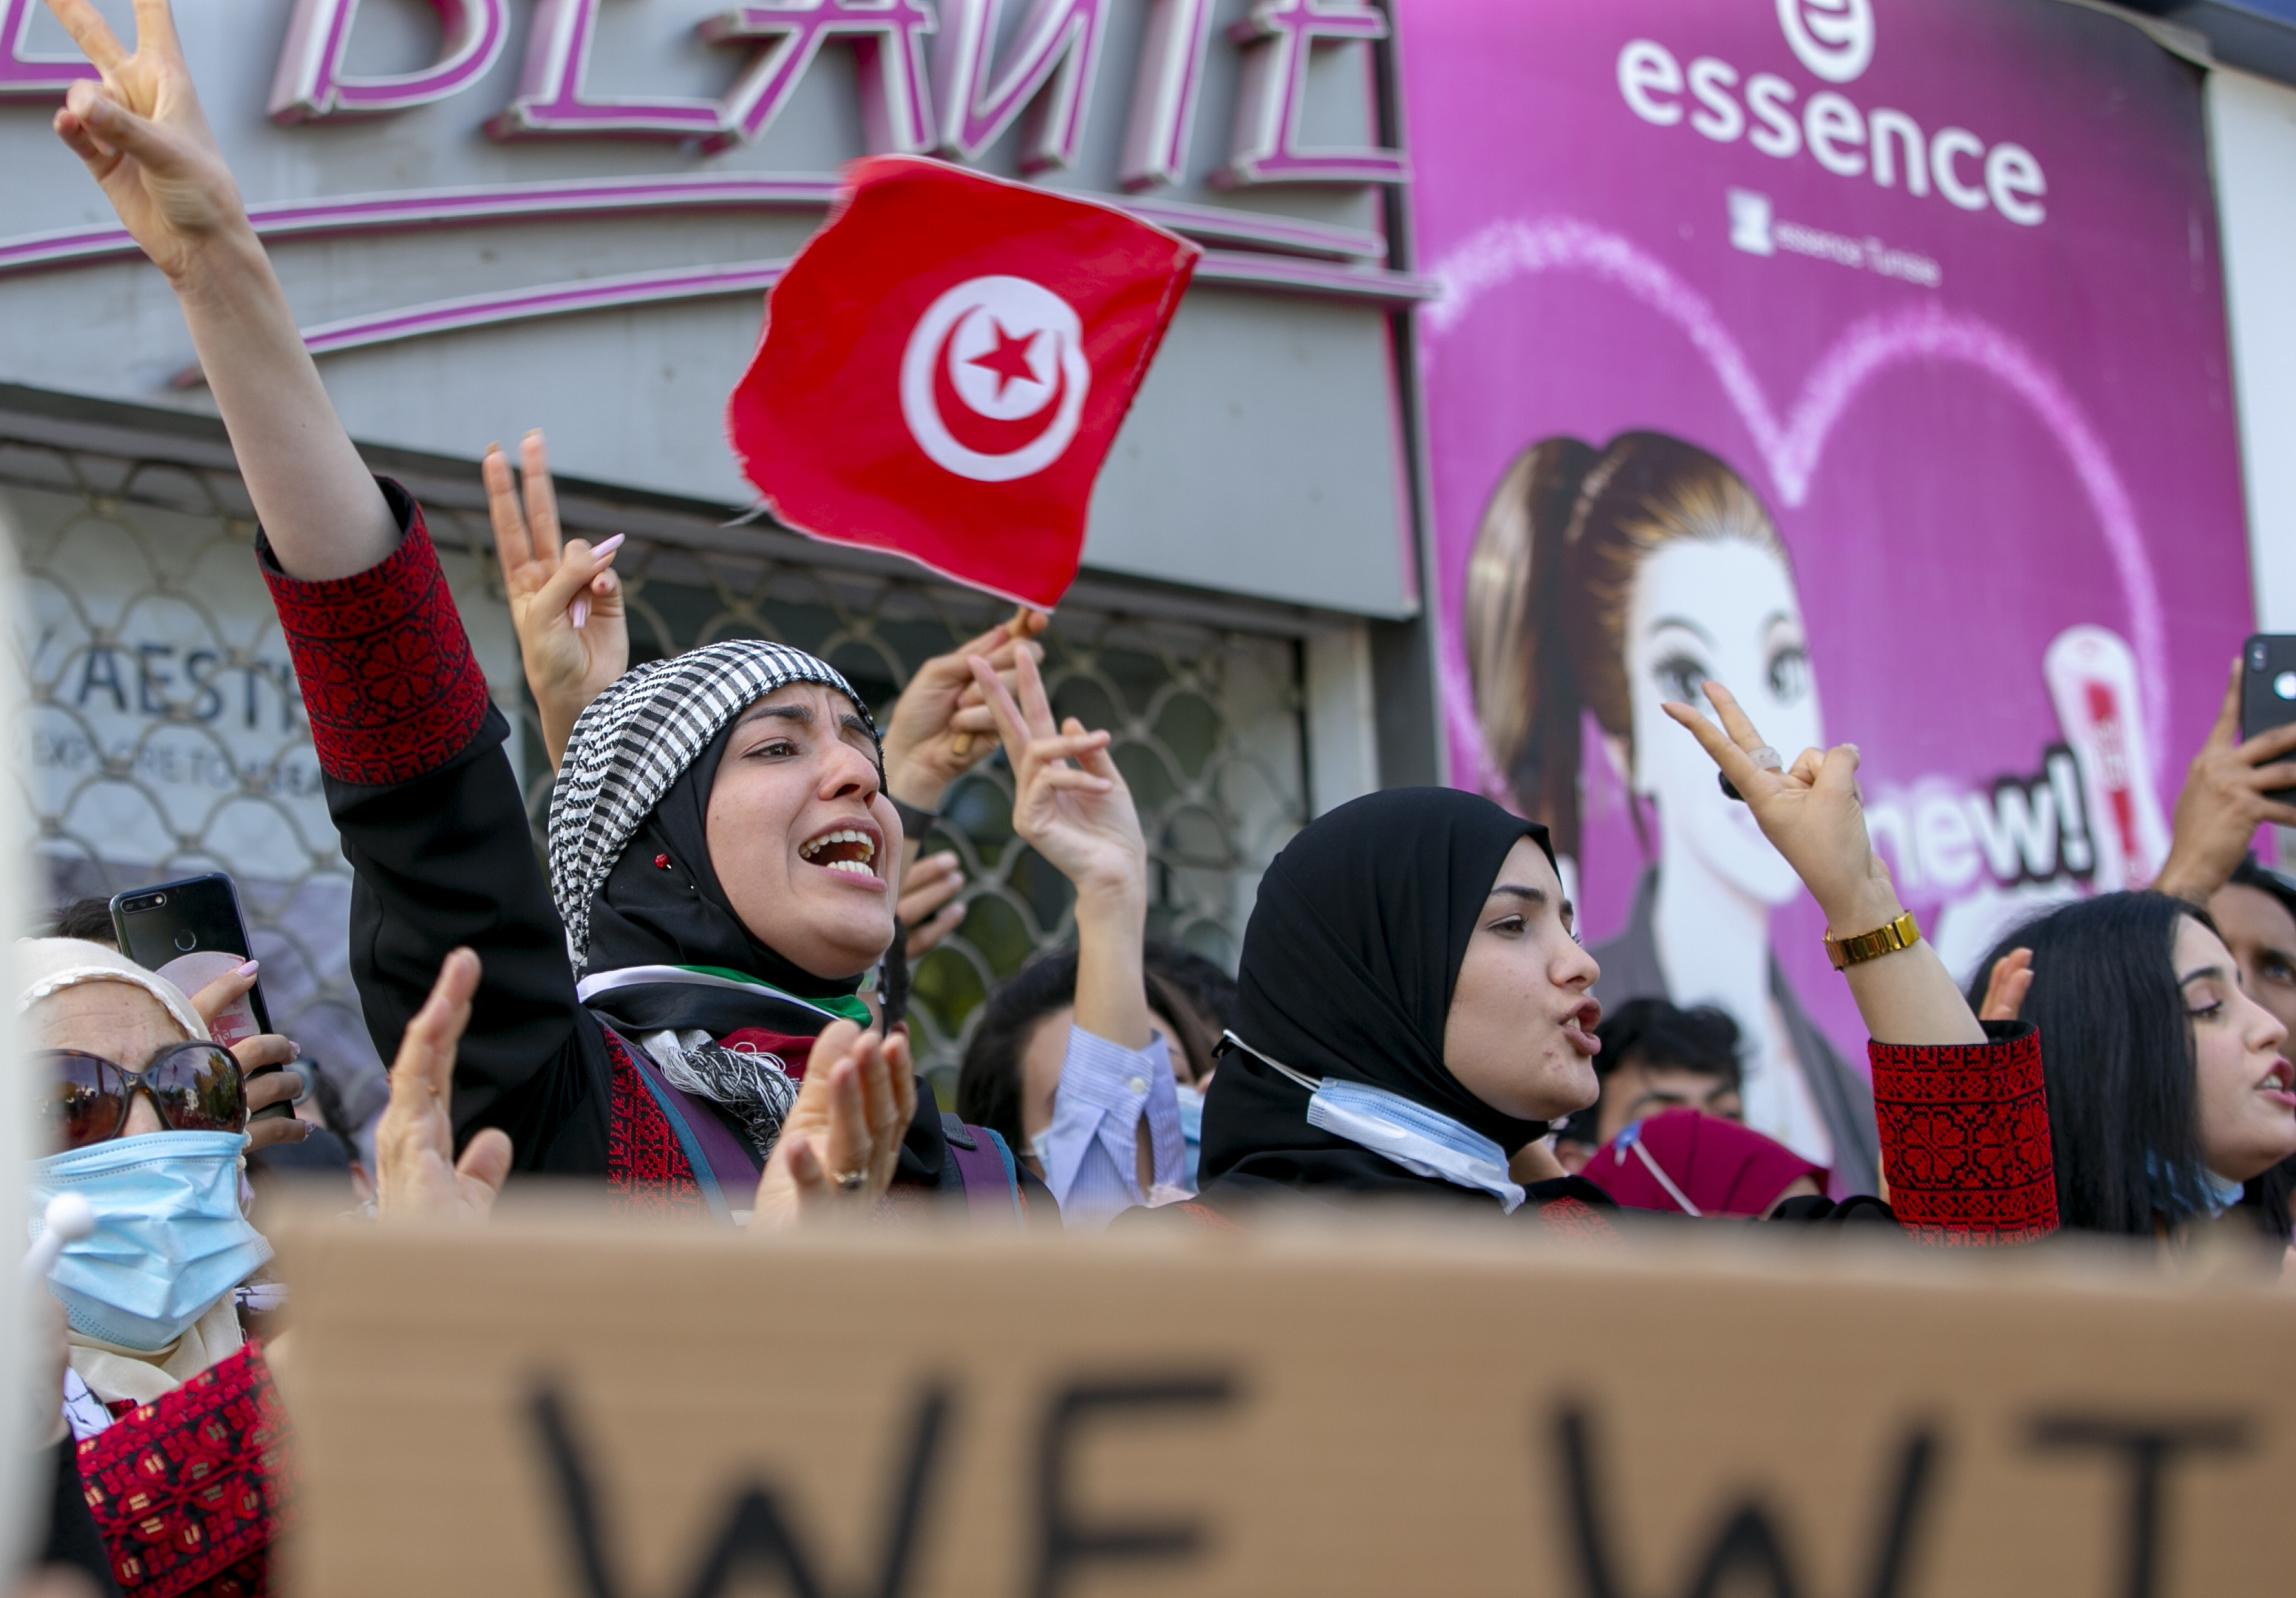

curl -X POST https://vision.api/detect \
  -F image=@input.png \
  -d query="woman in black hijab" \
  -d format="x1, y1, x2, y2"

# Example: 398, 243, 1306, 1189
1198, 787, 1615, 1217
1198, 683, 2064, 1249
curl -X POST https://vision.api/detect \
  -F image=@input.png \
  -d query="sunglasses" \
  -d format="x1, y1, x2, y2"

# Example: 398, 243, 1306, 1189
37, 1042, 248, 1152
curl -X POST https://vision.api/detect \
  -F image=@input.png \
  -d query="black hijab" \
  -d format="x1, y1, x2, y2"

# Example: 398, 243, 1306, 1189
1198, 787, 1559, 1201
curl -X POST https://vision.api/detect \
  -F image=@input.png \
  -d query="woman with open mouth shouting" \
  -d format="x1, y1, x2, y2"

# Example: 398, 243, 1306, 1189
36, 0, 1044, 1223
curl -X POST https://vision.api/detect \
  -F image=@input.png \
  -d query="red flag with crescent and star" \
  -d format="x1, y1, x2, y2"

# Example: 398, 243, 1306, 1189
726, 157, 1200, 610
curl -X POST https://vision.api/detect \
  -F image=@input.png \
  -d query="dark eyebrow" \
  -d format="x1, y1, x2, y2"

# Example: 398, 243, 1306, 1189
737, 702, 813, 730
2179, 966, 2229, 988
837, 712, 873, 740
1491, 884, 1576, 923
1647, 615, 1716, 646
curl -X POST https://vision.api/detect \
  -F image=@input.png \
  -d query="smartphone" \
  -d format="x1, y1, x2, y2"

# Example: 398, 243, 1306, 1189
2241, 635, 2296, 805
111, 874, 291, 1122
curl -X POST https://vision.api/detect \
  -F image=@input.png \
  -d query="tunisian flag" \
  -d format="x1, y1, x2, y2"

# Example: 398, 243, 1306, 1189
726, 157, 1199, 610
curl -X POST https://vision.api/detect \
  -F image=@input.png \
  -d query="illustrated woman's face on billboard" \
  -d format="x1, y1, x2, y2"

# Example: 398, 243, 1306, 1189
1621, 539, 1820, 905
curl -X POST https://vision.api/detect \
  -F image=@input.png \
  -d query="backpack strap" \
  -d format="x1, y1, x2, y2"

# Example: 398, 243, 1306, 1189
939, 1113, 1026, 1227
598, 1020, 763, 1225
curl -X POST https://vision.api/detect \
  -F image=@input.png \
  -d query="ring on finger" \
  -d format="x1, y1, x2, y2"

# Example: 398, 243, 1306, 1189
834, 1170, 869, 1193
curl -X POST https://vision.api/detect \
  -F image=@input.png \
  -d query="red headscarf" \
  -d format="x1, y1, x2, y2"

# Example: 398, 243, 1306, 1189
1581, 1108, 1827, 1218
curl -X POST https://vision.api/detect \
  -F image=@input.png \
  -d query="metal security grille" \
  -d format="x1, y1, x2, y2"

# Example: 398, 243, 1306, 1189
1, 437, 1305, 1109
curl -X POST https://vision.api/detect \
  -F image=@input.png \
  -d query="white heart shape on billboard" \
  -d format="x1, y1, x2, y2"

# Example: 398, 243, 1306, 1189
900, 275, 1091, 482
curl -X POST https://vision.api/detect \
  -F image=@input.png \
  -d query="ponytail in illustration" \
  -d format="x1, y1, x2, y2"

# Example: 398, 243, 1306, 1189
1465, 431, 1877, 1189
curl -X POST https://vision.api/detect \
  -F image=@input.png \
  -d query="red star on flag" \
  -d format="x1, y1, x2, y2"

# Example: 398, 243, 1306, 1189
968, 321, 1041, 398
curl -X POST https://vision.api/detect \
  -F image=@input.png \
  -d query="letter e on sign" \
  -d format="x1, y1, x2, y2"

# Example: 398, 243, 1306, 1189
1618, 41, 1683, 127
1804, 90, 1865, 176
1986, 143, 2046, 225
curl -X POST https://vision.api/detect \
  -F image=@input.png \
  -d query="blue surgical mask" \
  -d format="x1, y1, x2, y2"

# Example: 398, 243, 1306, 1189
32, 1131, 273, 1351
1220, 1031, 1525, 1212
1173, 1082, 1206, 1187
2145, 1151, 2246, 1222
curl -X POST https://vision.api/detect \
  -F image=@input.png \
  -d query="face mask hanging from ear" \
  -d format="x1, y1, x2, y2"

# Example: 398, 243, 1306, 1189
1217, 1032, 1526, 1212
33, 1131, 273, 1351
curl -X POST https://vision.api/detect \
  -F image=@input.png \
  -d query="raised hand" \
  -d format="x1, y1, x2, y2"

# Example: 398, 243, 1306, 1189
485, 431, 627, 765
2153, 658, 2296, 904
969, 644, 1146, 905
753, 1020, 917, 1226
1663, 682, 1981, 1048
896, 850, 967, 956
1663, 681, 1897, 934
375, 949, 514, 1223
971, 645, 1152, 1050
44, 0, 243, 285
42, 0, 394, 576
880, 610, 1049, 813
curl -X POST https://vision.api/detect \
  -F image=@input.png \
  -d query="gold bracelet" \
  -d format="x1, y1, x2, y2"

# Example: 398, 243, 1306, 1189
1824, 909, 1921, 971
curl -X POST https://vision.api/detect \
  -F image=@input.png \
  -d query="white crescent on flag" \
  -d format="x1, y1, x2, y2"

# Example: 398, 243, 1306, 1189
899, 275, 1091, 482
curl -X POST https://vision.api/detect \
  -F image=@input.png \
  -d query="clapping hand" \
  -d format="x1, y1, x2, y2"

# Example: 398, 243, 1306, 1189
486, 431, 626, 766
754, 1021, 916, 1226
374, 949, 514, 1223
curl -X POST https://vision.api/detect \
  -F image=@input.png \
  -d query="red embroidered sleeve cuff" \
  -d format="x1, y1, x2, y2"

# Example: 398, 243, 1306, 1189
258, 479, 491, 785
77, 1341, 296, 1597
1870, 1021, 2057, 1246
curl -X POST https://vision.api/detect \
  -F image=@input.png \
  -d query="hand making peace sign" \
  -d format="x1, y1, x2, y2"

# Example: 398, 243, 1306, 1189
484, 431, 628, 765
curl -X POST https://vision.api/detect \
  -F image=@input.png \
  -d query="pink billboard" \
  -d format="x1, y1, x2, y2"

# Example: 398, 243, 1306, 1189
1400, 0, 2252, 1187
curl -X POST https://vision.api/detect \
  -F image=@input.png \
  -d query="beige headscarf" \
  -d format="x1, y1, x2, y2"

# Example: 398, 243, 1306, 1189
19, 937, 251, 1404
17, 937, 209, 1041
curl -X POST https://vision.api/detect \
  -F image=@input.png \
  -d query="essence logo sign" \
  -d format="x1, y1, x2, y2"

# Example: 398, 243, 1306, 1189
1618, 2, 2045, 228
1776, 0, 1874, 85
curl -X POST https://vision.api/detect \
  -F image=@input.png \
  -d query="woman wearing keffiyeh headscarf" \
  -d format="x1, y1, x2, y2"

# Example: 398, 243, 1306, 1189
36, 0, 1049, 1223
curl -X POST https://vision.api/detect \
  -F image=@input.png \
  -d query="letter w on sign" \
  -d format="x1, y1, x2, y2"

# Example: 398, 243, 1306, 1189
726, 157, 1199, 610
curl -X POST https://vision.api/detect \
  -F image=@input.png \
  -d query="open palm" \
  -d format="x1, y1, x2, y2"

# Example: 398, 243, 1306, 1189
45, 0, 245, 284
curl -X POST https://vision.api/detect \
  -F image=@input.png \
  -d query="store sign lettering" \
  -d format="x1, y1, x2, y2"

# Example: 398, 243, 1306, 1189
1616, 0, 2046, 226
0, 0, 1407, 191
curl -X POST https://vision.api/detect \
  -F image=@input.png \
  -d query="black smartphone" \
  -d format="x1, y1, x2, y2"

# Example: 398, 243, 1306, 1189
111, 874, 290, 1121
2242, 635, 2296, 805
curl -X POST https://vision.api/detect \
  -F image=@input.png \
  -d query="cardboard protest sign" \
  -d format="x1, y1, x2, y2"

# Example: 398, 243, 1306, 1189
726, 157, 1199, 610
273, 1215, 2289, 1597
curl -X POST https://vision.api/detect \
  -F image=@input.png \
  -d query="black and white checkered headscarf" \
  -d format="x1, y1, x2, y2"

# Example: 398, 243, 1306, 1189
547, 640, 881, 975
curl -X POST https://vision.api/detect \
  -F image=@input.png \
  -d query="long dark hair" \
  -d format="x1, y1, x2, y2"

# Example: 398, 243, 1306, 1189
954, 942, 1235, 1150
1465, 432, 1788, 856
1967, 892, 2212, 1237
